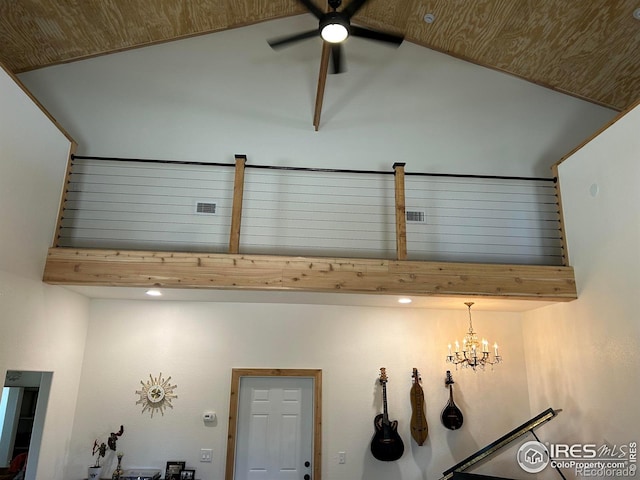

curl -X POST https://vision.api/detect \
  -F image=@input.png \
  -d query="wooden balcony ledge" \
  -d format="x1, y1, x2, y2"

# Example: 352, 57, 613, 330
43, 248, 577, 302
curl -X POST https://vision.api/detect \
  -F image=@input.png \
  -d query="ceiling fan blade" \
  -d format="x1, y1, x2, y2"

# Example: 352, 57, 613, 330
297, 0, 325, 19
330, 44, 345, 74
313, 42, 332, 131
350, 25, 404, 46
342, 0, 369, 19
268, 29, 319, 49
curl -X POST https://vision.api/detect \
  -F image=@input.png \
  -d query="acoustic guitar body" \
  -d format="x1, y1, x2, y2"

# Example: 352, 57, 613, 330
371, 414, 405, 461
370, 368, 405, 461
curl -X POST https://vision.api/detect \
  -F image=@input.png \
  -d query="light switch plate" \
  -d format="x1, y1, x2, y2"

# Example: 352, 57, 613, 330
200, 448, 213, 462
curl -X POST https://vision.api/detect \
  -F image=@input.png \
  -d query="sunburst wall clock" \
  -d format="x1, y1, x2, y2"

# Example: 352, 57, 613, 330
135, 373, 178, 418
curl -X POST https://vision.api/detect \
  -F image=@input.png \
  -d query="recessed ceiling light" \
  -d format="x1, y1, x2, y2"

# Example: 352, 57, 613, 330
146, 289, 162, 297
424, 13, 435, 24
634, 8, 640, 20
398, 297, 412, 304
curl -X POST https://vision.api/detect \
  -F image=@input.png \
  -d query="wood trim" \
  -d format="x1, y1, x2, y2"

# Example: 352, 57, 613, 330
225, 368, 322, 480
42, 248, 577, 301
51, 142, 77, 247
393, 162, 407, 260
228, 154, 247, 254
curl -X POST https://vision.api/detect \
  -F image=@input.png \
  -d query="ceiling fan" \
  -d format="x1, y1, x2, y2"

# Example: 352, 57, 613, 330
268, 0, 404, 130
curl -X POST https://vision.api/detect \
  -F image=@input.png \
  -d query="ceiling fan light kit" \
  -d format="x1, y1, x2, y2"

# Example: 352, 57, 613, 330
320, 13, 349, 43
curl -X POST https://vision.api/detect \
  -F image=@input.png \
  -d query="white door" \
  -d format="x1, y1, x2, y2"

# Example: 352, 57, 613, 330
234, 377, 314, 480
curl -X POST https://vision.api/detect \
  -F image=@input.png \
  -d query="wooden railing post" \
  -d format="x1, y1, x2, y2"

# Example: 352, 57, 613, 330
393, 162, 407, 260
551, 165, 569, 266
229, 154, 247, 254
52, 142, 77, 247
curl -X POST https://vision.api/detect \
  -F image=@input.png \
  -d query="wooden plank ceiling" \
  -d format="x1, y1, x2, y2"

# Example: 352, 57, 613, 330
0, 0, 638, 111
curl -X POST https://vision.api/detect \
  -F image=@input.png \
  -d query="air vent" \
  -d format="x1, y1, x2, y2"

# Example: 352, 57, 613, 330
406, 210, 426, 223
195, 202, 217, 215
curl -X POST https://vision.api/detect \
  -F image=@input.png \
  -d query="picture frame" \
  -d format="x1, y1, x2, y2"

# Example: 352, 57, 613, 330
165, 461, 186, 480
180, 470, 196, 480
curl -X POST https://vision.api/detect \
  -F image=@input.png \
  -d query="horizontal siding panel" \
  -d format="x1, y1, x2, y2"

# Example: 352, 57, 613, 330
72, 160, 235, 180
406, 235, 563, 249
243, 205, 394, 219
239, 237, 394, 252
239, 225, 394, 240
405, 179, 555, 195
62, 210, 230, 223
57, 237, 229, 253
408, 198, 558, 212
59, 228, 228, 243
413, 208, 560, 221
60, 218, 230, 232
406, 225, 562, 240
63, 201, 232, 216
67, 182, 233, 198
65, 191, 230, 207
406, 189, 556, 204
405, 216, 559, 229
407, 251, 562, 265
241, 191, 395, 207
245, 170, 392, 188
237, 245, 394, 259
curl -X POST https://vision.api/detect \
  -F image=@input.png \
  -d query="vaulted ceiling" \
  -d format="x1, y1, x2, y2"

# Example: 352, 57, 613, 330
0, 0, 638, 111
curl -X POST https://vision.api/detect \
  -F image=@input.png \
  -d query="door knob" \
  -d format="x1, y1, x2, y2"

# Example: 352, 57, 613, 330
304, 475, 310, 480
304, 461, 310, 467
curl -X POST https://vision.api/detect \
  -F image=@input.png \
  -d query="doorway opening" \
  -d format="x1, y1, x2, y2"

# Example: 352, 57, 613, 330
0, 370, 52, 480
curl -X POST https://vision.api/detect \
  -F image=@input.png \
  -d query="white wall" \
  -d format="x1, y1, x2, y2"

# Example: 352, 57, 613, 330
65, 299, 531, 480
523, 105, 640, 478
0, 65, 90, 479
18, 16, 615, 177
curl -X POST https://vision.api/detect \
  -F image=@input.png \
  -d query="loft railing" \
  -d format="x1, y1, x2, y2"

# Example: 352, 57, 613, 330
45, 154, 576, 301
54, 154, 565, 266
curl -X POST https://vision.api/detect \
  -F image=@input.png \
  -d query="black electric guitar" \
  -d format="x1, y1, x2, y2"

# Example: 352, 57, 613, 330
371, 368, 405, 461
410, 368, 428, 445
440, 370, 464, 430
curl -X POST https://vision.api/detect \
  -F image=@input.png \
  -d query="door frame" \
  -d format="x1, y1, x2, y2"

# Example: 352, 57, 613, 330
225, 368, 322, 480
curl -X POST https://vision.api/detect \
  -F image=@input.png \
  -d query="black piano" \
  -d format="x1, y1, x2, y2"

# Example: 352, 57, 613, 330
440, 407, 564, 480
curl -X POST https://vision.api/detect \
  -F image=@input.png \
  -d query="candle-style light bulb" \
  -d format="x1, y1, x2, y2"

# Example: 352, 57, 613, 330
494, 342, 499, 356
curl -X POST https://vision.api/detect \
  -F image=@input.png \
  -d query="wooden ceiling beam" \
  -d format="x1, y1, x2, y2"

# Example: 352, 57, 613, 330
42, 247, 577, 301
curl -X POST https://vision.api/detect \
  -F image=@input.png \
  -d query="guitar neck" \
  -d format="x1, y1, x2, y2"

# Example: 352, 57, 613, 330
382, 382, 389, 424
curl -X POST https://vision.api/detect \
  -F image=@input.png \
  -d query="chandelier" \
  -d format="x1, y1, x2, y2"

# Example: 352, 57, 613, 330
446, 302, 502, 371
